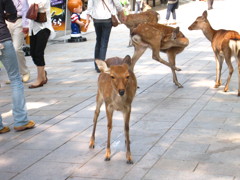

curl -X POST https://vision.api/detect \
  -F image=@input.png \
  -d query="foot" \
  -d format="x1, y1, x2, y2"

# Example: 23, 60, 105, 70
29, 81, 44, 89
5, 80, 10, 84
0, 126, 10, 134
14, 120, 35, 131
43, 71, 48, 84
22, 72, 30, 83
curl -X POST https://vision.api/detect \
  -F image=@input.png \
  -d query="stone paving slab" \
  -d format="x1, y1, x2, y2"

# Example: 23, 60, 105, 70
1, 0, 240, 180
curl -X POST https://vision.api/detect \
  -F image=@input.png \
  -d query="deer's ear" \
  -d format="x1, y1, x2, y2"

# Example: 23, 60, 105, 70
172, 27, 180, 39
123, 55, 132, 67
202, 10, 207, 18
95, 60, 110, 73
122, 63, 129, 71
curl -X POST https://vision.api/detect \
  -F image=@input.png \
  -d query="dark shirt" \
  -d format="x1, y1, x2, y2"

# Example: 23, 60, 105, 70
0, 0, 17, 43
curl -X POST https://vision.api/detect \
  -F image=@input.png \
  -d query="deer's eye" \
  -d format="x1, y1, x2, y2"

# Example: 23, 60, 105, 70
111, 76, 115, 79
126, 76, 129, 79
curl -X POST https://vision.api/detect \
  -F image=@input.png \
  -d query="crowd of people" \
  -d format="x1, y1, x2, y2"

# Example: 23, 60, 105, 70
0, 0, 215, 134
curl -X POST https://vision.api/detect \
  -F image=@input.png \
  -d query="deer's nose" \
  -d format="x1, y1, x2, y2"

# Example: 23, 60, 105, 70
119, 89, 125, 96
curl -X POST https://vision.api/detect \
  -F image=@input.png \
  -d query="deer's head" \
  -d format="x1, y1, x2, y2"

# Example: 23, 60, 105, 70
96, 56, 132, 96
188, 10, 209, 31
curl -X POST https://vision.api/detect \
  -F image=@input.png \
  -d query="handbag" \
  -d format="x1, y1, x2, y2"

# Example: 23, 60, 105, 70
26, 3, 39, 20
111, 15, 119, 27
35, 12, 47, 23
102, 0, 119, 27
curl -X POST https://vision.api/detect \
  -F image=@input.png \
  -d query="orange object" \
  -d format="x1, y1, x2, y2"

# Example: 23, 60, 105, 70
80, 19, 88, 32
67, 0, 82, 12
25, 35, 30, 45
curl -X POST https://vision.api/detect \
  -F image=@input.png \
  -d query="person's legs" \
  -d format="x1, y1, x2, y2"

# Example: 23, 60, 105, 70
94, 22, 103, 71
171, 7, 176, 22
165, 5, 172, 21
7, 19, 30, 82
93, 20, 112, 71
135, 1, 141, 13
12, 19, 29, 76
29, 29, 50, 87
207, 0, 213, 10
0, 40, 29, 129
98, 21, 112, 60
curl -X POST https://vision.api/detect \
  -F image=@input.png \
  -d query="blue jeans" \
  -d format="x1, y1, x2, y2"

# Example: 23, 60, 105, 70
166, 3, 177, 20
93, 19, 112, 70
0, 40, 29, 129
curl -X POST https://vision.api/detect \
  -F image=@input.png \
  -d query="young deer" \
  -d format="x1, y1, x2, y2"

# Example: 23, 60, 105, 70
188, 11, 240, 96
124, 10, 160, 46
131, 22, 189, 87
89, 55, 137, 164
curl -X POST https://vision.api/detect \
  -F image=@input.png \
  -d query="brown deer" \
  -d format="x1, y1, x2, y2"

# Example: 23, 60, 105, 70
124, 10, 159, 46
130, 22, 189, 87
188, 11, 240, 96
89, 55, 137, 164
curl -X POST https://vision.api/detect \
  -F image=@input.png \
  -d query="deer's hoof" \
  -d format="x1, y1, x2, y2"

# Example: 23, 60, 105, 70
176, 67, 181, 71
89, 143, 95, 149
224, 88, 228, 92
127, 160, 134, 164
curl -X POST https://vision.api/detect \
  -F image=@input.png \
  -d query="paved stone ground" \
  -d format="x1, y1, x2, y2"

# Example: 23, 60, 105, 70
1, 0, 240, 180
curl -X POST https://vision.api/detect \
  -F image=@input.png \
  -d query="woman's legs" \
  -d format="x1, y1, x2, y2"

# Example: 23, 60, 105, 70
30, 29, 50, 87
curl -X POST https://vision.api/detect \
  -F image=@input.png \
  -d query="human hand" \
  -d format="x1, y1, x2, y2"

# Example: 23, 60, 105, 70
22, 28, 29, 34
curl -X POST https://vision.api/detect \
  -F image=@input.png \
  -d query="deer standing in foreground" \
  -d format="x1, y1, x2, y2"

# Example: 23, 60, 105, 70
89, 55, 137, 164
188, 11, 240, 96
130, 22, 189, 88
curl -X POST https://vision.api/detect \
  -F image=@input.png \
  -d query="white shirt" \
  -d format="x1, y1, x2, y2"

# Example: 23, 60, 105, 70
86, 0, 123, 20
27, 0, 54, 35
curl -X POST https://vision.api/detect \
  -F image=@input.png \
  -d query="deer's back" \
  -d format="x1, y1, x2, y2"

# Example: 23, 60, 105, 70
212, 29, 240, 53
125, 10, 159, 30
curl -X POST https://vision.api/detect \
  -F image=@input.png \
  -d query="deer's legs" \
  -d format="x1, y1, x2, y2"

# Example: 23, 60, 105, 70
105, 106, 113, 161
237, 56, 240, 96
123, 108, 133, 164
152, 48, 181, 71
167, 52, 183, 88
89, 93, 103, 149
223, 56, 234, 92
214, 55, 224, 88
131, 43, 147, 71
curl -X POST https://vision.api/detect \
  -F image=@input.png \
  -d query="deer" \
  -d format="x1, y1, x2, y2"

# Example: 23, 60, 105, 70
89, 55, 137, 164
123, 10, 160, 46
188, 10, 240, 96
130, 22, 189, 88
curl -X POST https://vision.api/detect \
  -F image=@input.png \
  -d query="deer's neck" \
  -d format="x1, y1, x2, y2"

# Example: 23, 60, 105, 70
202, 22, 216, 42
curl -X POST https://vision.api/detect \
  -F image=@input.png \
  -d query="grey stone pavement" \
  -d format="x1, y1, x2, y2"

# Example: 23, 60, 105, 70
1, 0, 240, 179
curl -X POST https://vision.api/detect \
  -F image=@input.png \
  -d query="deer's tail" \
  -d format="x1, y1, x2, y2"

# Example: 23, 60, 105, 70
229, 38, 240, 57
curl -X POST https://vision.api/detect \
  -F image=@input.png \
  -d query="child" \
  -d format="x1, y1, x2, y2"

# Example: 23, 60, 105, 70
67, 0, 87, 42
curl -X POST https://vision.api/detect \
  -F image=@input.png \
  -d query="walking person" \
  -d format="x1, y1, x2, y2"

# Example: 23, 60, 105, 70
165, 0, 179, 25
207, 0, 214, 10
27, 0, 54, 88
135, 0, 143, 13
6, 0, 31, 84
0, 0, 35, 134
85, 0, 126, 73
